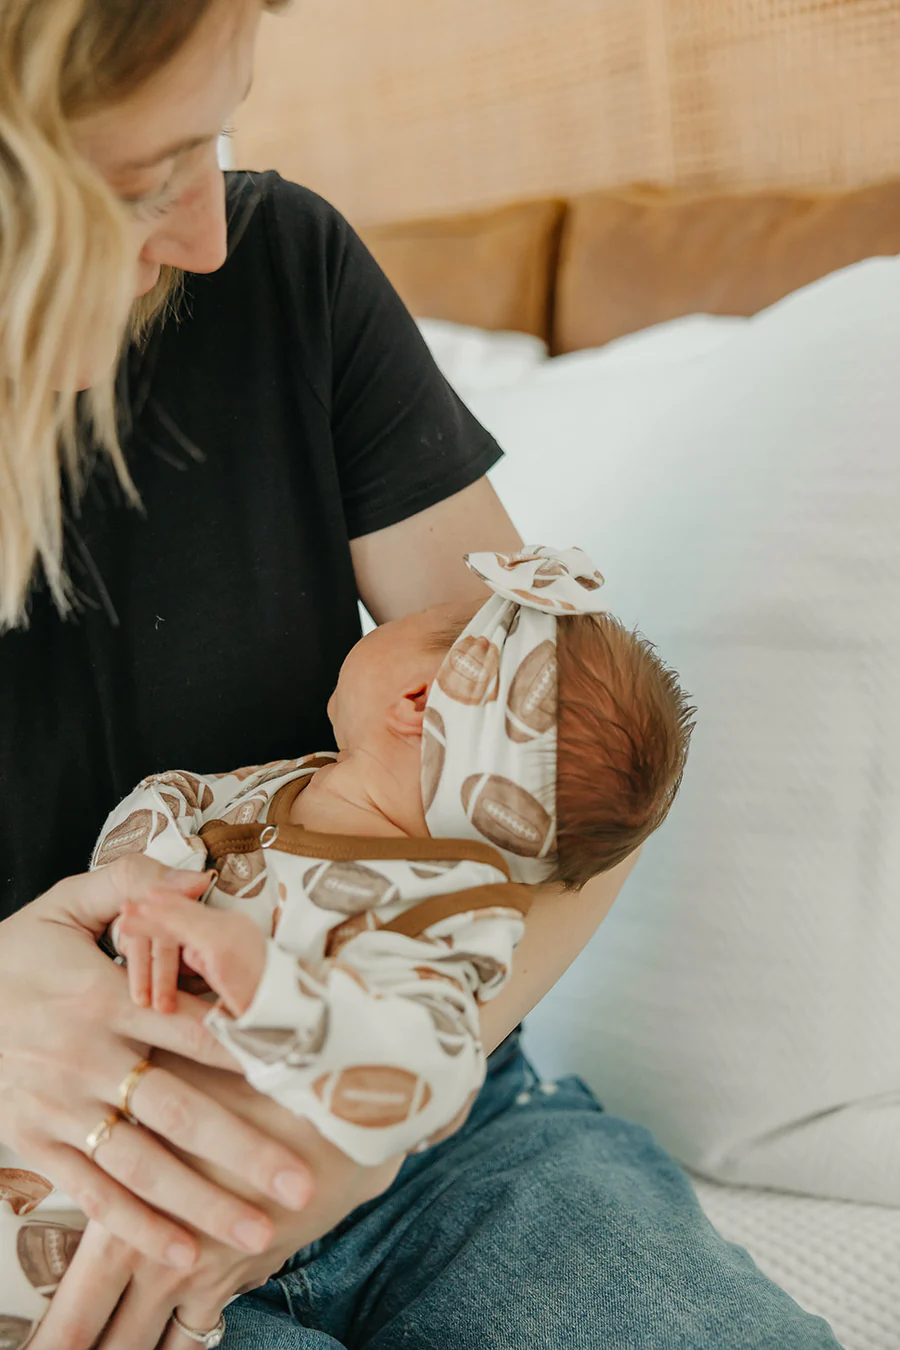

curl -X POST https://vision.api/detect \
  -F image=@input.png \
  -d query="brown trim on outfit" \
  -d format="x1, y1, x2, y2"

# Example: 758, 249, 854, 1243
197, 768, 531, 942
380, 884, 533, 939
200, 773, 513, 878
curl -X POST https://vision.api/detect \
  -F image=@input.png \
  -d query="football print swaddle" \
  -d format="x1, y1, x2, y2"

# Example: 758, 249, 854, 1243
0, 1170, 84, 1349
423, 544, 608, 883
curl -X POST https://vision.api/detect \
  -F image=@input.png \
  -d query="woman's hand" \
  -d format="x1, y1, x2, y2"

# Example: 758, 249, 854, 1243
0, 857, 316, 1270
32, 1053, 406, 1350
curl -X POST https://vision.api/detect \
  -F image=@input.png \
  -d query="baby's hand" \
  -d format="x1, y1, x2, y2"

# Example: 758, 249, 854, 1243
112, 870, 213, 1013
118, 889, 267, 1019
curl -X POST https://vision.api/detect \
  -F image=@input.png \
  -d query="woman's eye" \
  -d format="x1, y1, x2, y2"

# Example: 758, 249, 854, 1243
126, 182, 179, 222
134, 194, 177, 221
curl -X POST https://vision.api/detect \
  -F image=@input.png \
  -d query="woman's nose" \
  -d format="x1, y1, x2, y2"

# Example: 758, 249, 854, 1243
141, 165, 228, 276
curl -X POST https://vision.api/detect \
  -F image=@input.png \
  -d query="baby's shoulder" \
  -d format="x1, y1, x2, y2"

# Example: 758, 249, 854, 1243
203, 754, 337, 822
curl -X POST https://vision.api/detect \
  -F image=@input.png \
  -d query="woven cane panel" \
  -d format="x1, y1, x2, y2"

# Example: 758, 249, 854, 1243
235, 0, 900, 225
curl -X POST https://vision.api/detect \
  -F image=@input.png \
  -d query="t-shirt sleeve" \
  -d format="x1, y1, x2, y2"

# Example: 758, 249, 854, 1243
260, 174, 504, 539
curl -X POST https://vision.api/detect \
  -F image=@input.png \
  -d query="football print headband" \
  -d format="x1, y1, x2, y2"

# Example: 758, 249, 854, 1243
422, 545, 608, 883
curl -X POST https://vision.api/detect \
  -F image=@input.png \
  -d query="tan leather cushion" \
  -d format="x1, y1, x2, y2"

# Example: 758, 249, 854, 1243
359, 199, 566, 341
554, 181, 900, 354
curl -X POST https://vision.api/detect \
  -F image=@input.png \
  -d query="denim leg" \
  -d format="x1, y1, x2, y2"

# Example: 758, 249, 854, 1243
223, 1275, 346, 1349
348, 1056, 843, 1349
226, 1042, 843, 1350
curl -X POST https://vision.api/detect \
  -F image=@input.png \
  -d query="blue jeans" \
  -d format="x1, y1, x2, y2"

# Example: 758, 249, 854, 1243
224, 1033, 841, 1349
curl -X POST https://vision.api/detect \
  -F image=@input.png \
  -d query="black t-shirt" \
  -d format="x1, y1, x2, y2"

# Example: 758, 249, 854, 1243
0, 171, 502, 920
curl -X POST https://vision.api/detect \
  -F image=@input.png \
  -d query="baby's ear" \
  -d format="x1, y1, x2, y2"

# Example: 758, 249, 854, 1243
387, 684, 429, 738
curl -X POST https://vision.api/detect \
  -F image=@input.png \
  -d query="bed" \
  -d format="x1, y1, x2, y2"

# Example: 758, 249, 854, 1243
230, 6, 900, 1345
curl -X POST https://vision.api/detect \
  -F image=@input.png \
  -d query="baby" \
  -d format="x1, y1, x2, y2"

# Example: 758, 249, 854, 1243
0, 546, 693, 1342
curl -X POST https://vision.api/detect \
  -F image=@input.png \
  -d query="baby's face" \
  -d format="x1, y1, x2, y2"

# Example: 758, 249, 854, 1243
328, 601, 479, 750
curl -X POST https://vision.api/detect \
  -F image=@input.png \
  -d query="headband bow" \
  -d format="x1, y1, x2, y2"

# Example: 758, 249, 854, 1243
422, 545, 607, 882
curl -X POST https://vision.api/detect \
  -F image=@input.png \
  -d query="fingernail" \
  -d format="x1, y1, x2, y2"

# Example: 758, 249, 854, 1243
165, 1241, 196, 1269
232, 1218, 271, 1252
272, 1170, 311, 1208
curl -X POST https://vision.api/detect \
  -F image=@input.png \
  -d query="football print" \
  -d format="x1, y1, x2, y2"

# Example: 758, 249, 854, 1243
496, 603, 521, 639
409, 859, 459, 880
512, 589, 576, 612
461, 774, 553, 857
436, 636, 500, 706
324, 910, 382, 956
141, 771, 213, 813
93, 809, 167, 867
312, 1065, 433, 1128
531, 559, 567, 588
227, 1020, 325, 1067
215, 848, 268, 899
495, 552, 538, 571
0, 1316, 34, 1350
505, 640, 557, 743
271, 881, 289, 937
413, 965, 466, 992
420, 706, 446, 812
17, 1222, 82, 1294
407, 992, 469, 1056
304, 860, 396, 914
420, 1086, 480, 1150
467, 951, 508, 989
221, 792, 268, 826
0, 1170, 53, 1218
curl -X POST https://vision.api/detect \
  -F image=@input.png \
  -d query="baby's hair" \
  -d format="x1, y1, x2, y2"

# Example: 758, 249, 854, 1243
554, 613, 694, 889
429, 607, 694, 889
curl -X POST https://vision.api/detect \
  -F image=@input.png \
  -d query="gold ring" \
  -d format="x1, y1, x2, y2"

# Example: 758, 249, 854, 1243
117, 1057, 154, 1125
85, 1111, 122, 1161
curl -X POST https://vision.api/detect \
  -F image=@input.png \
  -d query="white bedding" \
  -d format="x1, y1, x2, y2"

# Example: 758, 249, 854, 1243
416, 291, 900, 1341
420, 270, 900, 1205
690, 1175, 900, 1350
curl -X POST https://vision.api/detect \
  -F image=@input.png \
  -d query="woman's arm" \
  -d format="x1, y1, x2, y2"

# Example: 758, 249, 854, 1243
351, 476, 523, 623
478, 853, 640, 1052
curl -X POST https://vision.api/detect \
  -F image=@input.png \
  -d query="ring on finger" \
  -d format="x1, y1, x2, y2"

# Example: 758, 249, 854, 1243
117, 1056, 154, 1124
171, 1310, 226, 1346
85, 1110, 122, 1161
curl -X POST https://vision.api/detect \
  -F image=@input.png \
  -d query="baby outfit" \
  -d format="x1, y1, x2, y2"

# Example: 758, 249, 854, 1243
94, 755, 532, 1163
0, 544, 609, 1341
0, 759, 530, 1346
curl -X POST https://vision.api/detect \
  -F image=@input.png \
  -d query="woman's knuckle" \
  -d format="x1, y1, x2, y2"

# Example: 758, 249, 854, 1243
173, 1014, 208, 1060
115, 1144, 151, 1193
75, 977, 113, 1025
111, 851, 150, 893
154, 1090, 190, 1140
76, 1183, 110, 1222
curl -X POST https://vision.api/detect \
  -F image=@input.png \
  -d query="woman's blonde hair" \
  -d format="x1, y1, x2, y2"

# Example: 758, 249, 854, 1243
0, 0, 281, 629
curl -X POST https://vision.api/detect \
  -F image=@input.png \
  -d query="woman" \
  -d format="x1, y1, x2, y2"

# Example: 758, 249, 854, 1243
0, 2, 841, 1347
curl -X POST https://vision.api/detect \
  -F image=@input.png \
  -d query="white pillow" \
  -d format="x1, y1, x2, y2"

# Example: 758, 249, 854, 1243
417, 318, 548, 395
470, 259, 900, 1206
538, 313, 747, 383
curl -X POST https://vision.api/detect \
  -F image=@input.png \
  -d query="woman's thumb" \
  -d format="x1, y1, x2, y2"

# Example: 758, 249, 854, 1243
41, 857, 209, 937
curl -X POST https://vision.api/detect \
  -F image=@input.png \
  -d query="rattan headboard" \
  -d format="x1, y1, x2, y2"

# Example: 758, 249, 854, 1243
234, 0, 900, 227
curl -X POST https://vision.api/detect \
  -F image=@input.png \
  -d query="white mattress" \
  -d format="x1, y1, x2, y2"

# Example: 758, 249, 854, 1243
689, 1174, 900, 1350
